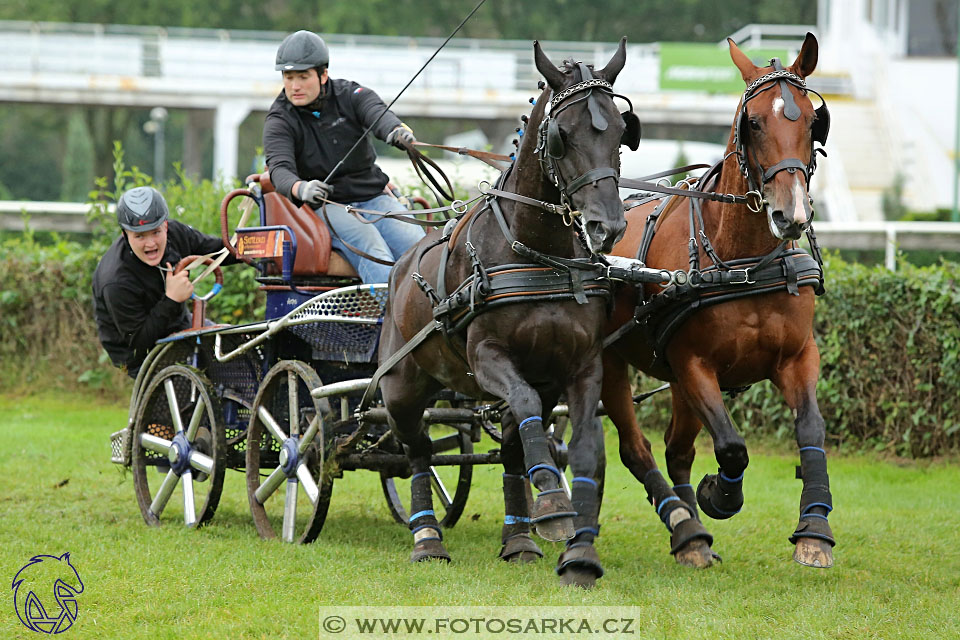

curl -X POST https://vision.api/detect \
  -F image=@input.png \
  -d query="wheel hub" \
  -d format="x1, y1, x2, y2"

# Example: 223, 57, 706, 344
280, 438, 300, 477
167, 433, 193, 476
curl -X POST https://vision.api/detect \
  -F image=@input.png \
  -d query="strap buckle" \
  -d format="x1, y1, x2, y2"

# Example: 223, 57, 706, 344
745, 190, 765, 213
729, 269, 756, 285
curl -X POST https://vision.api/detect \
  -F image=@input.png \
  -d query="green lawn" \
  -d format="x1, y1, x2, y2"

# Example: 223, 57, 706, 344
1, 393, 958, 639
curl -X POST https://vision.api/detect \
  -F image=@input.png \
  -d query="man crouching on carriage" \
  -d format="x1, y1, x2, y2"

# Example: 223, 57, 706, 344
92, 186, 237, 378
262, 30, 424, 284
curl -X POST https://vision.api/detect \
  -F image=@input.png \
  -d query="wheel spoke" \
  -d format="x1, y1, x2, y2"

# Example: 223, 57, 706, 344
140, 433, 172, 455
182, 470, 197, 527
254, 467, 286, 505
430, 468, 452, 509
282, 478, 298, 542
149, 469, 180, 518
257, 406, 289, 443
188, 451, 214, 475
164, 379, 186, 433
288, 371, 300, 437
297, 416, 320, 454
296, 463, 319, 506
185, 395, 207, 441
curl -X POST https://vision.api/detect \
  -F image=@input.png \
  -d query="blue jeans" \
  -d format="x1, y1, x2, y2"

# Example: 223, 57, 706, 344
322, 194, 424, 283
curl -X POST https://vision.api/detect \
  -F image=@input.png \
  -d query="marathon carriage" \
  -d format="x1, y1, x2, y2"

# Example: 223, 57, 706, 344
108, 171, 581, 543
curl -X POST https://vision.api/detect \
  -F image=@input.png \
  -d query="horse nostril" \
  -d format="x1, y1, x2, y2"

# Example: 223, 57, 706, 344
771, 210, 788, 229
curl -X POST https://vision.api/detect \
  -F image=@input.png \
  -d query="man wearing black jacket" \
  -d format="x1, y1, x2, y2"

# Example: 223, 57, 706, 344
263, 30, 423, 283
92, 186, 232, 378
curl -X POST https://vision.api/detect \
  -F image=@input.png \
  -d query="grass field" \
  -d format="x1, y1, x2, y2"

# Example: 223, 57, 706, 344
1, 393, 958, 639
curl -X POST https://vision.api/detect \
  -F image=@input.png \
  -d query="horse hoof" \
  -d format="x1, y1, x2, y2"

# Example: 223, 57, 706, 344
533, 516, 576, 542
696, 474, 742, 520
499, 533, 543, 563
410, 538, 451, 563
531, 489, 577, 541
793, 538, 833, 568
556, 544, 603, 589
674, 538, 720, 569
559, 567, 597, 589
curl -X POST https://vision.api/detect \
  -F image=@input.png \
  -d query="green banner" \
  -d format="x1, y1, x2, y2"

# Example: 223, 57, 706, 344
659, 42, 791, 93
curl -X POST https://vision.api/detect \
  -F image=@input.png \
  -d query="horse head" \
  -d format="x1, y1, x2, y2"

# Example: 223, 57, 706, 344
728, 32, 826, 241
532, 38, 635, 253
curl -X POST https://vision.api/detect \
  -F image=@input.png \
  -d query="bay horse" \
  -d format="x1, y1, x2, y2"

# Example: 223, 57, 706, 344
602, 33, 835, 568
377, 38, 639, 587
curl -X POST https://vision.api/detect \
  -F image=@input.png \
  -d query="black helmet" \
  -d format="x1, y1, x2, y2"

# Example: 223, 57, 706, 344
275, 31, 329, 71
117, 186, 168, 232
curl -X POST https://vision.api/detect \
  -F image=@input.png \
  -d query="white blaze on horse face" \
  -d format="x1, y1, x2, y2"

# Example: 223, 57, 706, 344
772, 97, 784, 118
791, 174, 808, 224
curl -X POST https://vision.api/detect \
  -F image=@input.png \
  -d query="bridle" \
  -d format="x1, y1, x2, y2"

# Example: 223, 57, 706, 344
533, 62, 639, 222
733, 60, 830, 205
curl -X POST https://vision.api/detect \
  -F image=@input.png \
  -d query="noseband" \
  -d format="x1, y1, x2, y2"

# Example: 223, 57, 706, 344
535, 66, 633, 219
733, 60, 830, 205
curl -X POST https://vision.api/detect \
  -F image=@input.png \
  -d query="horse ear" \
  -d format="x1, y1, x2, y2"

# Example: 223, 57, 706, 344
791, 32, 819, 79
727, 37, 758, 83
597, 36, 628, 85
533, 40, 565, 90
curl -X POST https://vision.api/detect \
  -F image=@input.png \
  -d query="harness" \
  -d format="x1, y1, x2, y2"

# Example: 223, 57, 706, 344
358, 69, 665, 412
606, 63, 830, 368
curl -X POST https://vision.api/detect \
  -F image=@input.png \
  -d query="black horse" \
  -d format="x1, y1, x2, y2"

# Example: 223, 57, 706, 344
377, 39, 638, 587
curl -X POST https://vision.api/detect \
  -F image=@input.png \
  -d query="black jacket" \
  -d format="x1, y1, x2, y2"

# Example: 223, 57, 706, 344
262, 78, 403, 204
92, 220, 231, 377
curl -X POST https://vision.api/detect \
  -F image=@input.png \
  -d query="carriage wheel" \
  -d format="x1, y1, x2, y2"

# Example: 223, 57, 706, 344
246, 360, 333, 544
380, 424, 473, 528
131, 365, 226, 528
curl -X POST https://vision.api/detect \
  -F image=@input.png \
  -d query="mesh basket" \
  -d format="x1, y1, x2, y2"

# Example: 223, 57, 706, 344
110, 428, 130, 466
285, 286, 388, 364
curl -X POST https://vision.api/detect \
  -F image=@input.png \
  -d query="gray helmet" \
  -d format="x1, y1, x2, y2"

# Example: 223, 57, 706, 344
275, 31, 329, 71
117, 186, 168, 232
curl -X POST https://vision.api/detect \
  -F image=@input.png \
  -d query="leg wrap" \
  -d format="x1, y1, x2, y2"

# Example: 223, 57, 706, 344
790, 447, 836, 546
409, 469, 449, 562
672, 483, 699, 519
501, 474, 532, 543
570, 477, 601, 546
645, 470, 713, 554
696, 468, 744, 520
518, 417, 561, 490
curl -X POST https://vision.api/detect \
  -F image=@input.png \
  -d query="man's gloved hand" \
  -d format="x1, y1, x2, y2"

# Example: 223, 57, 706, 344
164, 263, 194, 303
386, 123, 416, 150
298, 179, 332, 206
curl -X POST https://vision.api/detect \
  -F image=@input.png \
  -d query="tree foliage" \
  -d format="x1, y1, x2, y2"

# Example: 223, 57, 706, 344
0, 0, 816, 42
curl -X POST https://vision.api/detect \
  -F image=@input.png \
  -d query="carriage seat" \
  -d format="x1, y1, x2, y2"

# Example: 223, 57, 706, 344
252, 171, 358, 278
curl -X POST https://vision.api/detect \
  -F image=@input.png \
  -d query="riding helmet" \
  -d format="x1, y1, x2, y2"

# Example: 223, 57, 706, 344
116, 186, 169, 232
275, 31, 329, 71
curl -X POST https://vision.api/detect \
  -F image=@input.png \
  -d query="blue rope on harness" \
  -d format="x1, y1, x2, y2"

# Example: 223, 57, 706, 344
801, 502, 833, 520
518, 416, 543, 428
412, 471, 432, 481
672, 483, 693, 490
572, 477, 598, 487
799, 446, 826, 455
527, 464, 563, 481
720, 470, 744, 483
575, 527, 600, 537
504, 515, 531, 524
656, 495, 680, 516
411, 524, 443, 540
409, 509, 435, 522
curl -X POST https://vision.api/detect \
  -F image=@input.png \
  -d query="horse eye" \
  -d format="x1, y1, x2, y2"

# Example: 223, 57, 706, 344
749, 119, 762, 131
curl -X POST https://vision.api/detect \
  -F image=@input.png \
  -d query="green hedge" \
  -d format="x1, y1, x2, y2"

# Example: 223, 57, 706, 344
631, 254, 960, 457
2, 145, 958, 455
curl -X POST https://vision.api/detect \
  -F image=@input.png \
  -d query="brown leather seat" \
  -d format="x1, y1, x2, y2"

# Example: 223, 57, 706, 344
254, 171, 357, 278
